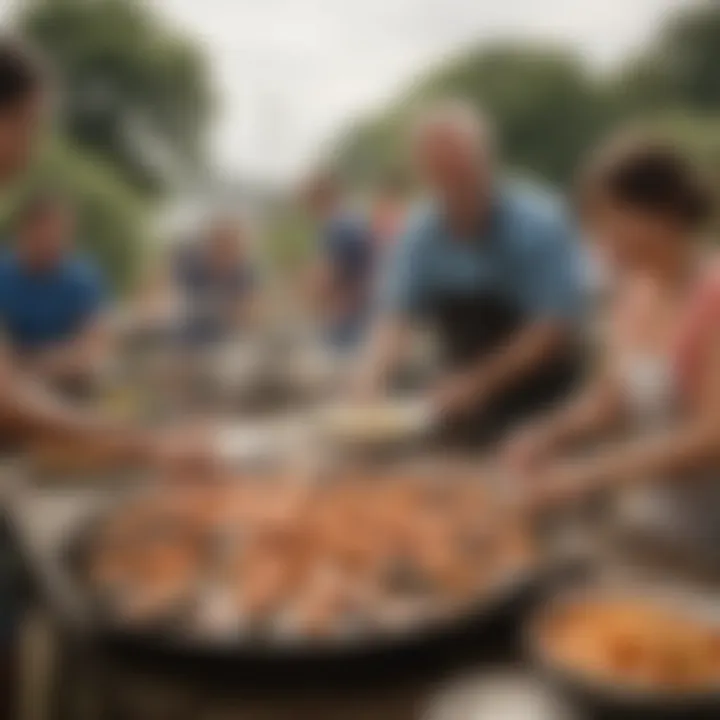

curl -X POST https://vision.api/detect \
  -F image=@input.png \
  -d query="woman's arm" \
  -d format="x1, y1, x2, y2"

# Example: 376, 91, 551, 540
537, 325, 720, 504
503, 365, 624, 473
504, 285, 634, 474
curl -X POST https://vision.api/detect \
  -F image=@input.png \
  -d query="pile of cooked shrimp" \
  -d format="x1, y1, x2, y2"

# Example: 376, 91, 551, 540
87, 470, 533, 641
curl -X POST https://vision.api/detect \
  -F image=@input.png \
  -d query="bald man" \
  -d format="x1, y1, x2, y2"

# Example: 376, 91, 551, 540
359, 102, 586, 445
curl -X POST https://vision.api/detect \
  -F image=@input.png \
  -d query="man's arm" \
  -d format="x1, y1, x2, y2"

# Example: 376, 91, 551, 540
435, 320, 570, 411
0, 350, 145, 455
0, 350, 216, 470
354, 214, 426, 395
354, 315, 413, 396
30, 315, 111, 383
436, 205, 584, 416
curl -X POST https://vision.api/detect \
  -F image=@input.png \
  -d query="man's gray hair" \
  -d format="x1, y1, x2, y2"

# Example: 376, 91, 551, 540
410, 99, 495, 155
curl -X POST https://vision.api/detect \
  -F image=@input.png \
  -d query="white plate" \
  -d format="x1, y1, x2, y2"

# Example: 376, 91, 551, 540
316, 398, 436, 445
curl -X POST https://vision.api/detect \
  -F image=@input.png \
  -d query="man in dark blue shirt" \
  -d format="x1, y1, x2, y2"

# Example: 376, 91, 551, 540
359, 102, 586, 444
173, 215, 259, 346
303, 171, 374, 349
0, 193, 108, 388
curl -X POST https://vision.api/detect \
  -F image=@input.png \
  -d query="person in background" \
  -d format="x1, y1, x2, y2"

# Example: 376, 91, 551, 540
302, 169, 375, 350
174, 214, 260, 346
357, 101, 585, 445
503, 135, 720, 561
370, 169, 410, 252
0, 37, 213, 717
0, 193, 109, 392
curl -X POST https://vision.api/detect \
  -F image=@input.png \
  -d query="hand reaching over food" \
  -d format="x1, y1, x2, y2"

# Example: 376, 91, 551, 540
501, 422, 556, 476
31, 422, 219, 482
146, 424, 219, 476
431, 371, 489, 419
507, 458, 609, 519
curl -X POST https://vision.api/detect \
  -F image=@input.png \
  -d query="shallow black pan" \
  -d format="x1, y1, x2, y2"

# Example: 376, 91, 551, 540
527, 583, 720, 720
56, 496, 577, 689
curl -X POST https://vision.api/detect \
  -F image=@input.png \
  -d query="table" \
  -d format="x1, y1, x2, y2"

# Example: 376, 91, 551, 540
5, 476, 578, 720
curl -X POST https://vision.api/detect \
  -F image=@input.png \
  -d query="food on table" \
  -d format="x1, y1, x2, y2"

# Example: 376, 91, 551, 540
319, 400, 432, 445
90, 527, 202, 623
84, 470, 533, 641
539, 596, 720, 692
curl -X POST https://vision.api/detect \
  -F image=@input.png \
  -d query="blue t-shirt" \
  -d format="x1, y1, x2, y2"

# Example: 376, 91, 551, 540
0, 251, 106, 351
174, 244, 257, 343
321, 212, 375, 346
175, 245, 256, 302
323, 212, 374, 290
380, 181, 585, 325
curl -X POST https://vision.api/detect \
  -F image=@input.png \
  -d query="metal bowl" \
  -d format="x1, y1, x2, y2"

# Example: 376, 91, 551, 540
527, 582, 720, 720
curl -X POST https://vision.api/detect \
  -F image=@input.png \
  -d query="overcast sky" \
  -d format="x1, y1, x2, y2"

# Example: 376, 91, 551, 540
152, 0, 691, 181
3, 0, 694, 180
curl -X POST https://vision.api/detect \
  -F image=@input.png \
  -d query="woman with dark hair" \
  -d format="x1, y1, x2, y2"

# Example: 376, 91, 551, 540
503, 133, 720, 559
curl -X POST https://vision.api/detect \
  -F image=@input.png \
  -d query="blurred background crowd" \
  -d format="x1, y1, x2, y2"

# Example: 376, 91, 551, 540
0, 0, 718, 313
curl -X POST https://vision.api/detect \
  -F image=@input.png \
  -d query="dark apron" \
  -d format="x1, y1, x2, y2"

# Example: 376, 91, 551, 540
431, 290, 582, 448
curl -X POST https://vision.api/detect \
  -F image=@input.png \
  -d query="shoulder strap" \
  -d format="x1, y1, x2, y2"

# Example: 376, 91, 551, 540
674, 257, 720, 401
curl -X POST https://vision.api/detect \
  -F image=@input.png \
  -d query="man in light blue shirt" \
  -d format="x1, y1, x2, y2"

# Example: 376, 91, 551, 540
359, 102, 586, 444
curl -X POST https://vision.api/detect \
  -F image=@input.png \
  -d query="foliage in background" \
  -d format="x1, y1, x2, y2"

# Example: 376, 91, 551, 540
334, 2, 720, 191
19, 0, 213, 196
3, 0, 214, 294
264, 200, 316, 273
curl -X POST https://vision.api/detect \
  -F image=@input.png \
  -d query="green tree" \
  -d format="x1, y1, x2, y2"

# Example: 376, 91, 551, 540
19, 0, 213, 195
641, 113, 720, 185
649, 1, 720, 112
335, 43, 612, 188
424, 45, 611, 185
333, 2, 720, 191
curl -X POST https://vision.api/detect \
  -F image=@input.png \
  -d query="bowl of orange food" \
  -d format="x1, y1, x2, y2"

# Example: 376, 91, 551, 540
530, 585, 720, 719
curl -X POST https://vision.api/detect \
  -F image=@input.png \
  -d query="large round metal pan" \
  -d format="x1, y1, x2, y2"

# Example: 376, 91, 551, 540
58, 491, 570, 687
527, 583, 720, 720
